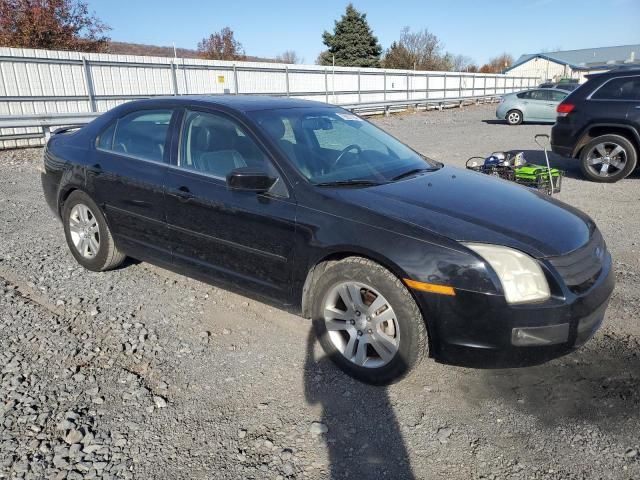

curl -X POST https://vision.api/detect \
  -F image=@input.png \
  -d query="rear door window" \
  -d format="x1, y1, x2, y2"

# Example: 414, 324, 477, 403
549, 90, 568, 101
591, 77, 640, 101
98, 109, 173, 162
530, 90, 552, 101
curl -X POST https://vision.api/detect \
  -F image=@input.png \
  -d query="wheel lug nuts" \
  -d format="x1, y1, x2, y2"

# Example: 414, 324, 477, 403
357, 330, 362, 336
366, 316, 371, 321
368, 329, 372, 334
355, 311, 361, 316
350, 319, 355, 325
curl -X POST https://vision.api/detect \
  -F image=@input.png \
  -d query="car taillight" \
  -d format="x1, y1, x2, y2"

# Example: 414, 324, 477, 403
556, 103, 575, 117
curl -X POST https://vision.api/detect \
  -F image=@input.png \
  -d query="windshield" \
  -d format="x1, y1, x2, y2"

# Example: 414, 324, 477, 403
249, 107, 440, 185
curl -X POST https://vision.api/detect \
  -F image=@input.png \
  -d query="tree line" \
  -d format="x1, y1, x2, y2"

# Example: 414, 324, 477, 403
0, 0, 513, 72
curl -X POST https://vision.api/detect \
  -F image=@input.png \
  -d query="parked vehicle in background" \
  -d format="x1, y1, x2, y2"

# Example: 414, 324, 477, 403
539, 82, 581, 91
551, 68, 640, 182
41, 96, 614, 384
496, 88, 570, 125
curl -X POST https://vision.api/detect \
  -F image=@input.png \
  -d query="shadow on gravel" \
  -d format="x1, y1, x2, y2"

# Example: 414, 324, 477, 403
482, 120, 555, 126
304, 331, 415, 480
471, 334, 640, 430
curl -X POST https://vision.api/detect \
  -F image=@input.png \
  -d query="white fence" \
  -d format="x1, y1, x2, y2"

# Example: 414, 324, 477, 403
0, 47, 540, 148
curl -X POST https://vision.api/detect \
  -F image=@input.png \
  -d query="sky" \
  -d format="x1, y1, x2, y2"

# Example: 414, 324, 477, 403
90, 0, 640, 65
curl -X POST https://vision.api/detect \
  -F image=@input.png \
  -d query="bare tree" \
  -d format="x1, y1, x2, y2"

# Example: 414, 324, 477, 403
451, 54, 476, 72
479, 53, 514, 73
275, 50, 302, 64
0, 0, 110, 52
383, 27, 450, 70
197, 27, 245, 61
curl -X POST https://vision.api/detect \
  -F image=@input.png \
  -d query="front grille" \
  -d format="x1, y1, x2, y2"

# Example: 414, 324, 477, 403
547, 230, 605, 290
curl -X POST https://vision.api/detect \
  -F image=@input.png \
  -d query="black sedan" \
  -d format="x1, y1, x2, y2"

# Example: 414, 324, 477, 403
41, 96, 614, 384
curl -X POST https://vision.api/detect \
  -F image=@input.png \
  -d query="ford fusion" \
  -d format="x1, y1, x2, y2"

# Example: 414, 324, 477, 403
41, 96, 614, 384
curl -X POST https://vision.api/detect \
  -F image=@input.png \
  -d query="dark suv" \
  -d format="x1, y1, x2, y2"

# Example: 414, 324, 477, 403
551, 68, 640, 182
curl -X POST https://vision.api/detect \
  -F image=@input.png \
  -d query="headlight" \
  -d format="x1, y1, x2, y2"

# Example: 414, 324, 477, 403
465, 243, 550, 304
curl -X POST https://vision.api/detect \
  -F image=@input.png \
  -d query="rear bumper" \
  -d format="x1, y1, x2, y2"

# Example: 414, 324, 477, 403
415, 253, 614, 368
550, 122, 577, 158
495, 104, 508, 120
550, 143, 573, 158
41, 172, 60, 217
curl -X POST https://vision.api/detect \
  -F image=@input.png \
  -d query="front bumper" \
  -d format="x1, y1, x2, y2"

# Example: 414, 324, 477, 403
416, 253, 614, 368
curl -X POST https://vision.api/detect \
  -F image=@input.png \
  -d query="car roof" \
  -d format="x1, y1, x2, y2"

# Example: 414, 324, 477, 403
123, 95, 330, 113
516, 88, 571, 94
587, 67, 640, 80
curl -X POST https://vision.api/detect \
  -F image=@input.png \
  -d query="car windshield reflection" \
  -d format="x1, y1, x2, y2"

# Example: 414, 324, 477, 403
250, 107, 441, 185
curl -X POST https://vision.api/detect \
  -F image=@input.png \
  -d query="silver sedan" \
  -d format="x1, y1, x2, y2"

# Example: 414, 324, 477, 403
496, 88, 570, 125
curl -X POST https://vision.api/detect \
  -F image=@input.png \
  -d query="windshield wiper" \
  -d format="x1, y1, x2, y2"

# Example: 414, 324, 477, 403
314, 179, 383, 187
391, 167, 439, 181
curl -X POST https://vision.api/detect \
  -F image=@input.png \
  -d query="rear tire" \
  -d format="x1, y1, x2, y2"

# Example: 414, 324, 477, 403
506, 109, 523, 125
62, 190, 126, 272
311, 257, 428, 385
579, 134, 637, 183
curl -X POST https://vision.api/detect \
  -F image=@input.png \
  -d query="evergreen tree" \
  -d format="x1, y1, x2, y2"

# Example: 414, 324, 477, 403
318, 4, 381, 68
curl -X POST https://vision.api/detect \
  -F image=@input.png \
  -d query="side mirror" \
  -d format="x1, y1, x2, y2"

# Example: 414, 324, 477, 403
226, 167, 277, 193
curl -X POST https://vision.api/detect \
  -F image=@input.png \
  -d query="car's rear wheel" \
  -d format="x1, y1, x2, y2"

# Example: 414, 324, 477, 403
579, 134, 637, 183
62, 190, 126, 272
506, 109, 523, 125
311, 257, 428, 385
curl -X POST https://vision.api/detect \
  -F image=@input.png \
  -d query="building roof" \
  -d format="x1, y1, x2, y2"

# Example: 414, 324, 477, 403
508, 44, 640, 71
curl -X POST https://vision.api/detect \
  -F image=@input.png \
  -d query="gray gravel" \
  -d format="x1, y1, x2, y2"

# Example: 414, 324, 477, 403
0, 104, 639, 479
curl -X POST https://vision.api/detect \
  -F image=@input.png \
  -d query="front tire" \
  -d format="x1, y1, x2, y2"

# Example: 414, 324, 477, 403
311, 257, 428, 385
506, 109, 523, 125
62, 190, 126, 272
579, 134, 637, 183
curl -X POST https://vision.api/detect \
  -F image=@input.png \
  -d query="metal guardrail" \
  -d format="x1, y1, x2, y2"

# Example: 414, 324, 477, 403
0, 113, 100, 141
0, 49, 538, 147
340, 94, 502, 114
0, 93, 504, 143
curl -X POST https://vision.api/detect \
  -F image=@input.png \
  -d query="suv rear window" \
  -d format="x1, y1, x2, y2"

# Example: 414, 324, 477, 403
591, 77, 640, 101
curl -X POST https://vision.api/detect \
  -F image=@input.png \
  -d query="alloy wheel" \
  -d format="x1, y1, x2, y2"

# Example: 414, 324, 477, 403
507, 111, 521, 124
586, 142, 627, 178
68, 204, 100, 258
323, 281, 400, 368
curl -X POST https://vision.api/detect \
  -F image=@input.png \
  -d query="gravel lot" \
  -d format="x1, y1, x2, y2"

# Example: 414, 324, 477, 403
1, 103, 639, 480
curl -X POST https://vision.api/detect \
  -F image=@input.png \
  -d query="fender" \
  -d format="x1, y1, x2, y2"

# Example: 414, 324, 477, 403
572, 122, 640, 157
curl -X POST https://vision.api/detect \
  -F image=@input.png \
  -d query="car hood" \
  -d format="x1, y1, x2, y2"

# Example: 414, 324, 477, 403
325, 166, 592, 258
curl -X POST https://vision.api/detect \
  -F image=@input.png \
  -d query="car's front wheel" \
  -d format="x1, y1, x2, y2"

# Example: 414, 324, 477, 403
579, 134, 637, 183
311, 257, 428, 385
62, 190, 126, 272
506, 109, 523, 125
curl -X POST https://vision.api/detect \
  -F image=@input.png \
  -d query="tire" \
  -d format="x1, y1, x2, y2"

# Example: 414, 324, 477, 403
311, 257, 428, 385
579, 134, 637, 183
62, 190, 126, 272
506, 109, 523, 125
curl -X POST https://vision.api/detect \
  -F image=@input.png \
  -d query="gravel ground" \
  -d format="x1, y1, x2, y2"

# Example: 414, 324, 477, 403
0, 103, 639, 480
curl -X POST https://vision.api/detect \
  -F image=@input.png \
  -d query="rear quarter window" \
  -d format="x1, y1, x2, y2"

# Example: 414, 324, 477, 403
591, 77, 640, 101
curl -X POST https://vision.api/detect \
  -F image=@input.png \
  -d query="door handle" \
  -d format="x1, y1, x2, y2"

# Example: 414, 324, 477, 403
175, 186, 195, 202
88, 163, 102, 173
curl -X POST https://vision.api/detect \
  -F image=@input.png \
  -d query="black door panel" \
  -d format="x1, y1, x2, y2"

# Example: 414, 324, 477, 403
165, 168, 296, 299
87, 108, 175, 263
89, 152, 171, 263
